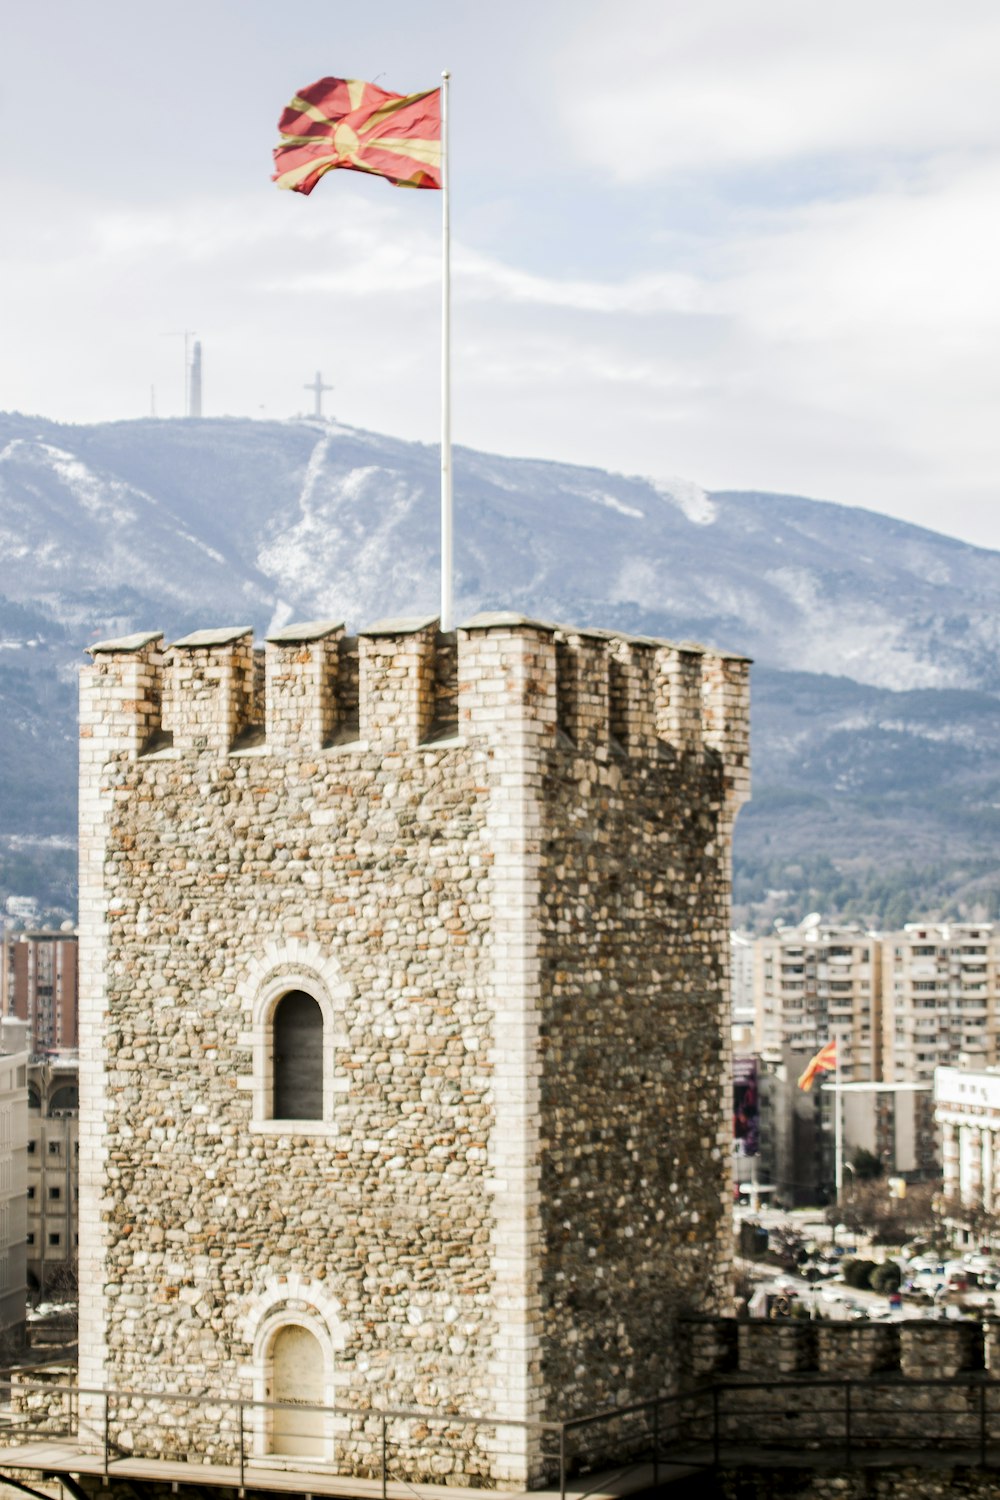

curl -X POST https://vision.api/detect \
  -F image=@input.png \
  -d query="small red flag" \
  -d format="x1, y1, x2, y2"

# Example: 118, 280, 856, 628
273, 77, 441, 195
797, 1039, 837, 1092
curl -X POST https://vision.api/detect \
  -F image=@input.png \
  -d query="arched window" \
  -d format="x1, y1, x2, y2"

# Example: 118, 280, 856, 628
272, 991, 323, 1120
243, 946, 351, 1134
49, 1085, 79, 1114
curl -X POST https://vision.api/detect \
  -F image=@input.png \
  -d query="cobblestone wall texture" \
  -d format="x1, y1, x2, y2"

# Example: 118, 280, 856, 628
679, 1316, 1000, 1458
700, 1470, 1000, 1500
77, 613, 750, 1487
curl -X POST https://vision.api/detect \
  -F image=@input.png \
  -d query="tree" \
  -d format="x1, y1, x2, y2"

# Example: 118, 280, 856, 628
829, 1180, 941, 1245
871, 1261, 902, 1294
851, 1148, 884, 1182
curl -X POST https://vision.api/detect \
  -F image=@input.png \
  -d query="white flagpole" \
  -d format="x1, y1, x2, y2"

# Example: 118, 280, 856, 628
440, 69, 453, 632
834, 1039, 844, 1204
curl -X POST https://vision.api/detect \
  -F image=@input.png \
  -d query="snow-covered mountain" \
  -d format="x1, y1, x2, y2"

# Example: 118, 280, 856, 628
0, 412, 996, 927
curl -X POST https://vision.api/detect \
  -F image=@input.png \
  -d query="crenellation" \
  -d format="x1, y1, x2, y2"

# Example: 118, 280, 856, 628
265, 620, 344, 753
554, 629, 610, 750
78, 621, 750, 792
701, 651, 752, 812
685, 1316, 992, 1383
459, 616, 557, 741
607, 635, 657, 753
656, 643, 704, 756
83, 633, 165, 754
164, 628, 254, 753
359, 615, 438, 748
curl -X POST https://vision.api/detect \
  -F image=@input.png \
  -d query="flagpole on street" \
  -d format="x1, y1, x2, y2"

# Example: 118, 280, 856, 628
440, 69, 453, 632
834, 1039, 844, 1203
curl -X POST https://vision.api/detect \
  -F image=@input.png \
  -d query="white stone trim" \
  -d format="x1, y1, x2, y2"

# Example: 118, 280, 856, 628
237, 943, 353, 1129
239, 1274, 347, 1462
464, 628, 550, 1487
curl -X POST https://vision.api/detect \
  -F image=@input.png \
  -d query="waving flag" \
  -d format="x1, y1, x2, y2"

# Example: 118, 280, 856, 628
273, 77, 442, 195
797, 1039, 837, 1092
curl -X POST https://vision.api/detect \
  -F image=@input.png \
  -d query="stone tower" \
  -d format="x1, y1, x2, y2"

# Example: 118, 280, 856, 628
77, 613, 749, 1486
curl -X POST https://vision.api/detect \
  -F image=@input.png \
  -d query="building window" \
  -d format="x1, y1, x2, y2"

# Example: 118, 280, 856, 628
243, 947, 352, 1133
48, 1232, 60, 1247
47, 1141, 60, 1156
26, 1186, 35, 1201
273, 991, 324, 1121
48, 1186, 61, 1201
26, 1233, 34, 1247
27, 1140, 36, 1155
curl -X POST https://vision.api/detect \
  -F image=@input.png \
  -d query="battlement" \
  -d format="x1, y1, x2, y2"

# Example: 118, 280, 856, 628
81, 612, 750, 795
683, 1315, 1000, 1382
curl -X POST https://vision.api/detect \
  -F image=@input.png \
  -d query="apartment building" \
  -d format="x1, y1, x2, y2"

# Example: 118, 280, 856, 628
0, 1019, 29, 1344
883, 923, 999, 1085
26, 1055, 79, 1295
750, 919, 881, 1202
731, 931, 756, 1049
1, 930, 78, 1054
754, 916, 881, 1081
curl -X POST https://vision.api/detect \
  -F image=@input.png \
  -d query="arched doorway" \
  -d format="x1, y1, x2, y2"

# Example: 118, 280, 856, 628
269, 1323, 325, 1458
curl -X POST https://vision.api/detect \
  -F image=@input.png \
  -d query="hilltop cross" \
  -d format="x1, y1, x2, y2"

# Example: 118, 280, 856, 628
305, 371, 333, 418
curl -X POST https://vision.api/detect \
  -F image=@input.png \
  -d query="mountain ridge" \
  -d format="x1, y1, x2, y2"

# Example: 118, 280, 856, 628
0, 411, 996, 929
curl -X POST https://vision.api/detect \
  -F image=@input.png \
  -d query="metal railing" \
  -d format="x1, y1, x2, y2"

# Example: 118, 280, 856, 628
0, 1377, 696, 1498
670, 1374, 1000, 1469
12, 1373, 1000, 1490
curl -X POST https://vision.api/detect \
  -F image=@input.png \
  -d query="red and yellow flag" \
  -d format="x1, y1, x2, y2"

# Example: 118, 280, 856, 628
797, 1039, 837, 1092
273, 77, 441, 195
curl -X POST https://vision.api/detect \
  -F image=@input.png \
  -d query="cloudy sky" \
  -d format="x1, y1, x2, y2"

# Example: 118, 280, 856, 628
2, 0, 998, 548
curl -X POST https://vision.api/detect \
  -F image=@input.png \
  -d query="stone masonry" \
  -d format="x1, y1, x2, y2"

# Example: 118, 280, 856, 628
77, 612, 750, 1487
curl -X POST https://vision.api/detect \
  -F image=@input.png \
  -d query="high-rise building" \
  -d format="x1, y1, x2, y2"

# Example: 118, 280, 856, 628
1, 931, 78, 1054
752, 917, 882, 1201
883, 923, 999, 1084
754, 916, 881, 1081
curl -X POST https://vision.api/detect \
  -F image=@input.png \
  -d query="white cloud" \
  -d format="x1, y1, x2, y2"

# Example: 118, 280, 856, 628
1, 0, 999, 552
557, 0, 1000, 179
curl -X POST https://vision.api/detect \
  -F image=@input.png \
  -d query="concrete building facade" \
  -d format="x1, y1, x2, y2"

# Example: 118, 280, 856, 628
936, 1064, 1000, 1214
0, 1018, 29, 1346
754, 917, 881, 1082
1, 930, 78, 1053
77, 614, 749, 1485
26, 1055, 79, 1295
749, 919, 956, 1198
884, 923, 998, 1085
